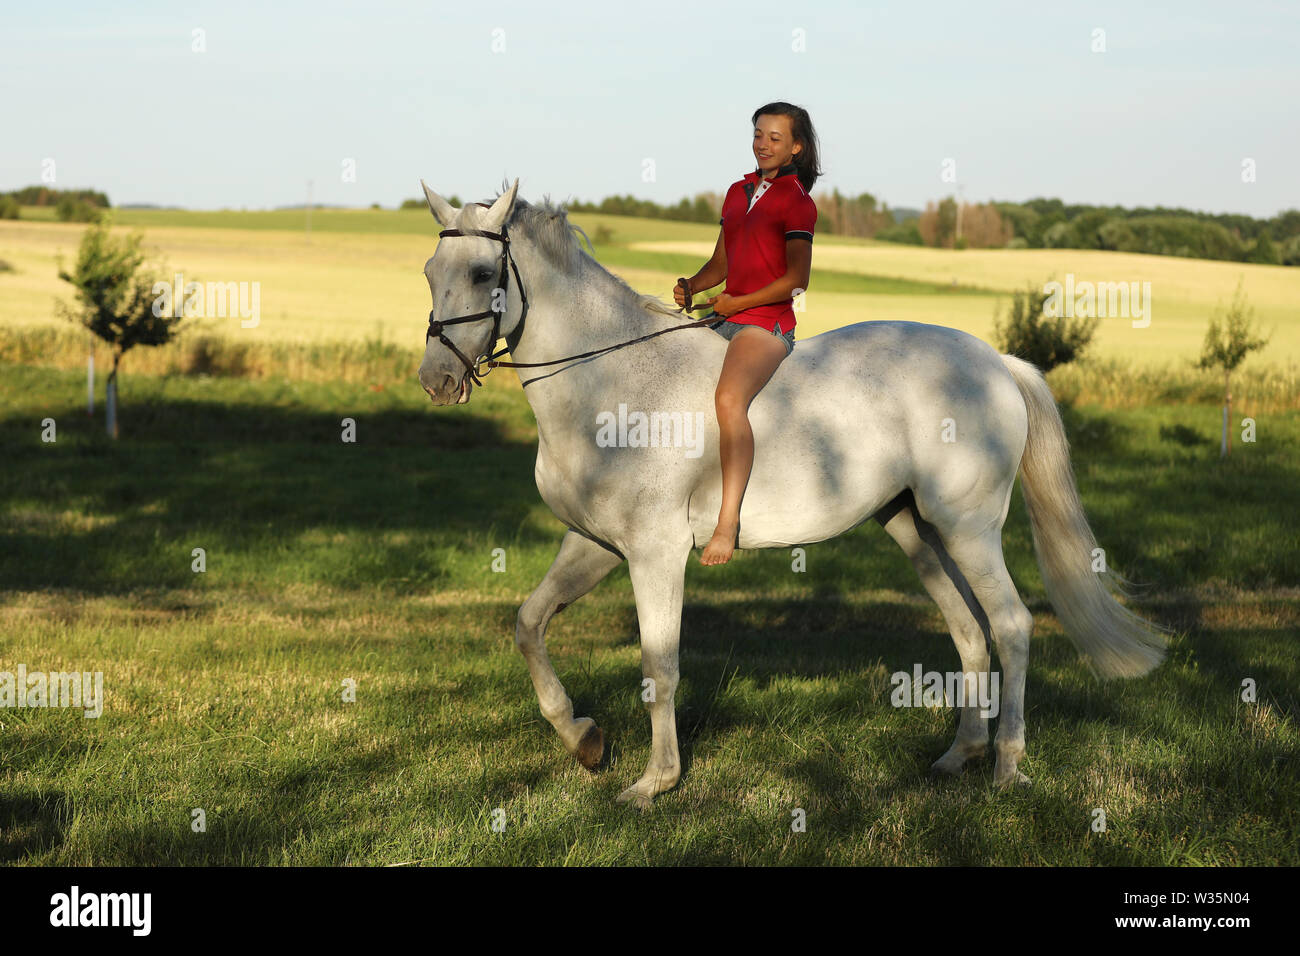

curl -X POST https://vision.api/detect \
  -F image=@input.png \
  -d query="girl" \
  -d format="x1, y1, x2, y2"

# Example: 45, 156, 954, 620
674, 102, 822, 565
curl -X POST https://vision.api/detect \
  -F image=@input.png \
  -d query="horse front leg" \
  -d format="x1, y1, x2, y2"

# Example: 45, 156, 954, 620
516, 529, 624, 770
616, 537, 692, 810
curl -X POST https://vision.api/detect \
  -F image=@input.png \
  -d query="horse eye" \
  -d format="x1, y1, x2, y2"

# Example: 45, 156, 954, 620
471, 267, 494, 284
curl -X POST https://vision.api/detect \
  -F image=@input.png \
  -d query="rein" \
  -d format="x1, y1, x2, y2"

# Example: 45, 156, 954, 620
428, 216, 720, 385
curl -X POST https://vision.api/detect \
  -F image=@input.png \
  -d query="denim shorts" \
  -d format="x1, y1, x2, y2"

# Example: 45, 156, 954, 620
708, 316, 795, 356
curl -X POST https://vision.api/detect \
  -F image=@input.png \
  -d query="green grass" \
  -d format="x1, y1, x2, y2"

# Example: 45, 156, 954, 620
2, 361, 1297, 865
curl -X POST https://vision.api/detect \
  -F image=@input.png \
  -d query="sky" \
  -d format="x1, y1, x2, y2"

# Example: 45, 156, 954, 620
3, 0, 1297, 217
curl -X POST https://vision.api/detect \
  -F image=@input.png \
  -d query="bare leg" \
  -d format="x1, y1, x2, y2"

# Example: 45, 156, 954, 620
701, 327, 789, 565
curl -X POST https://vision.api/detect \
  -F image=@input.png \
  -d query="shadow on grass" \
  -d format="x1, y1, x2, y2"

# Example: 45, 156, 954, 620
0, 788, 69, 862
1, 395, 540, 593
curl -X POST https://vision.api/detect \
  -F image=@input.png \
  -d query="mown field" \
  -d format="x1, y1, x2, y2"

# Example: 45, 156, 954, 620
3, 207, 1298, 362
1, 361, 1297, 865
2, 206, 1297, 865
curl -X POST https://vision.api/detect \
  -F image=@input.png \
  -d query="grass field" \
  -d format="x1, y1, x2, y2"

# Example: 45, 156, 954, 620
1, 359, 1297, 865
2, 205, 1297, 865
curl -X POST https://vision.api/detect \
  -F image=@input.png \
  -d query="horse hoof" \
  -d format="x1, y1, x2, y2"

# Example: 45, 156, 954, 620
995, 769, 1032, 789
615, 787, 653, 812
574, 723, 604, 771
929, 760, 964, 780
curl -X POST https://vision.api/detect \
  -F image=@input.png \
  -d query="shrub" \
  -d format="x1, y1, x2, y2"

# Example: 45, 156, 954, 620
993, 279, 1100, 372
0, 195, 19, 219
876, 220, 923, 245
56, 195, 103, 223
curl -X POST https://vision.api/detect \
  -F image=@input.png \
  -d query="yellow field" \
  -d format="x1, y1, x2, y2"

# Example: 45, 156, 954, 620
0, 220, 433, 346
633, 240, 1300, 362
2, 217, 1296, 364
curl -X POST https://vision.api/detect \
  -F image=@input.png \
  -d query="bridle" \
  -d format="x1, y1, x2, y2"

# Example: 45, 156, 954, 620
426, 220, 528, 387
427, 214, 721, 388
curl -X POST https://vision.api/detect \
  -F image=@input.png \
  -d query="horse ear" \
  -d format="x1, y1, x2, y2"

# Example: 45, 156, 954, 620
420, 179, 458, 227
484, 178, 520, 231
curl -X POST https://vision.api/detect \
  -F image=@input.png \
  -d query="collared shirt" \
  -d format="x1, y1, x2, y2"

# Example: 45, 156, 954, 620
747, 177, 773, 211
717, 162, 817, 334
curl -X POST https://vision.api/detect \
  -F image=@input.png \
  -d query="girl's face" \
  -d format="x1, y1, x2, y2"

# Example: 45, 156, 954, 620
753, 114, 801, 178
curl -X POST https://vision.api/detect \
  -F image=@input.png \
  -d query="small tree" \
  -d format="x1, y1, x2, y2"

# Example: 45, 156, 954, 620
1197, 279, 1270, 457
58, 219, 186, 438
993, 279, 1100, 372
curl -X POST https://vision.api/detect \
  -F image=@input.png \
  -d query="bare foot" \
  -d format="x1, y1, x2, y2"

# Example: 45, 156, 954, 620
700, 521, 738, 565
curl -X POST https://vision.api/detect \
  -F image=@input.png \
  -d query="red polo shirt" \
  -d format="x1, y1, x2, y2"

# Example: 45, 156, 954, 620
718, 162, 817, 334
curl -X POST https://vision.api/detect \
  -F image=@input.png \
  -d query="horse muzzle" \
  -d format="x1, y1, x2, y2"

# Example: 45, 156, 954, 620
419, 369, 473, 405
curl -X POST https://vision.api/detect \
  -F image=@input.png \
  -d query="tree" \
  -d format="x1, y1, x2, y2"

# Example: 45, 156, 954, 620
58, 219, 186, 438
918, 197, 958, 248
402, 194, 461, 210
957, 202, 1013, 249
993, 280, 1100, 372
1197, 279, 1270, 456
56, 194, 104, 222
1248, 232, 1280, 265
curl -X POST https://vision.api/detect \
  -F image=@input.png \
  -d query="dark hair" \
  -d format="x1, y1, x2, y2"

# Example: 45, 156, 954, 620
751, 102, 822, 193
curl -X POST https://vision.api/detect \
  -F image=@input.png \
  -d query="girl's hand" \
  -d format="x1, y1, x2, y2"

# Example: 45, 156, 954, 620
673, 280, 688, 308
707, 293, 741, 317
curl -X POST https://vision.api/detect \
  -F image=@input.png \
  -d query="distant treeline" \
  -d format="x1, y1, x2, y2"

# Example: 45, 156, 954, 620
989, 198, 1300, 265
8, 181, 1294, 266
1, 185, 112, 222
568, 188, 1300, 266
400, 195, 463, 210
5, 186, 110, 207
564, 190, 921, 240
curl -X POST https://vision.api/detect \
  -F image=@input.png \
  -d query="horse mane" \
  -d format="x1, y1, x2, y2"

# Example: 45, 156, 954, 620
454, 179, 684, 321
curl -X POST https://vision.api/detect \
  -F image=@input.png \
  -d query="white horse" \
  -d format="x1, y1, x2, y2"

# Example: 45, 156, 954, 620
417, 179, 1168, 808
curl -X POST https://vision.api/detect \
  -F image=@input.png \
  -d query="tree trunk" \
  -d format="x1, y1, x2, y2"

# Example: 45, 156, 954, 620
106, 352, 120, 439
1224, 371, 1232, 458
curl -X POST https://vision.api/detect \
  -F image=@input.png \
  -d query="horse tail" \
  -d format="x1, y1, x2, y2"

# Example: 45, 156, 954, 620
1000, 354, 1169, 678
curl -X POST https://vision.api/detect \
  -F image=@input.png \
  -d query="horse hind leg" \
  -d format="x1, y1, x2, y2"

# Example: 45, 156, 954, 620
933, 524, 1035, 788
516, 529, 624, 771
877, 494, 991, 777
